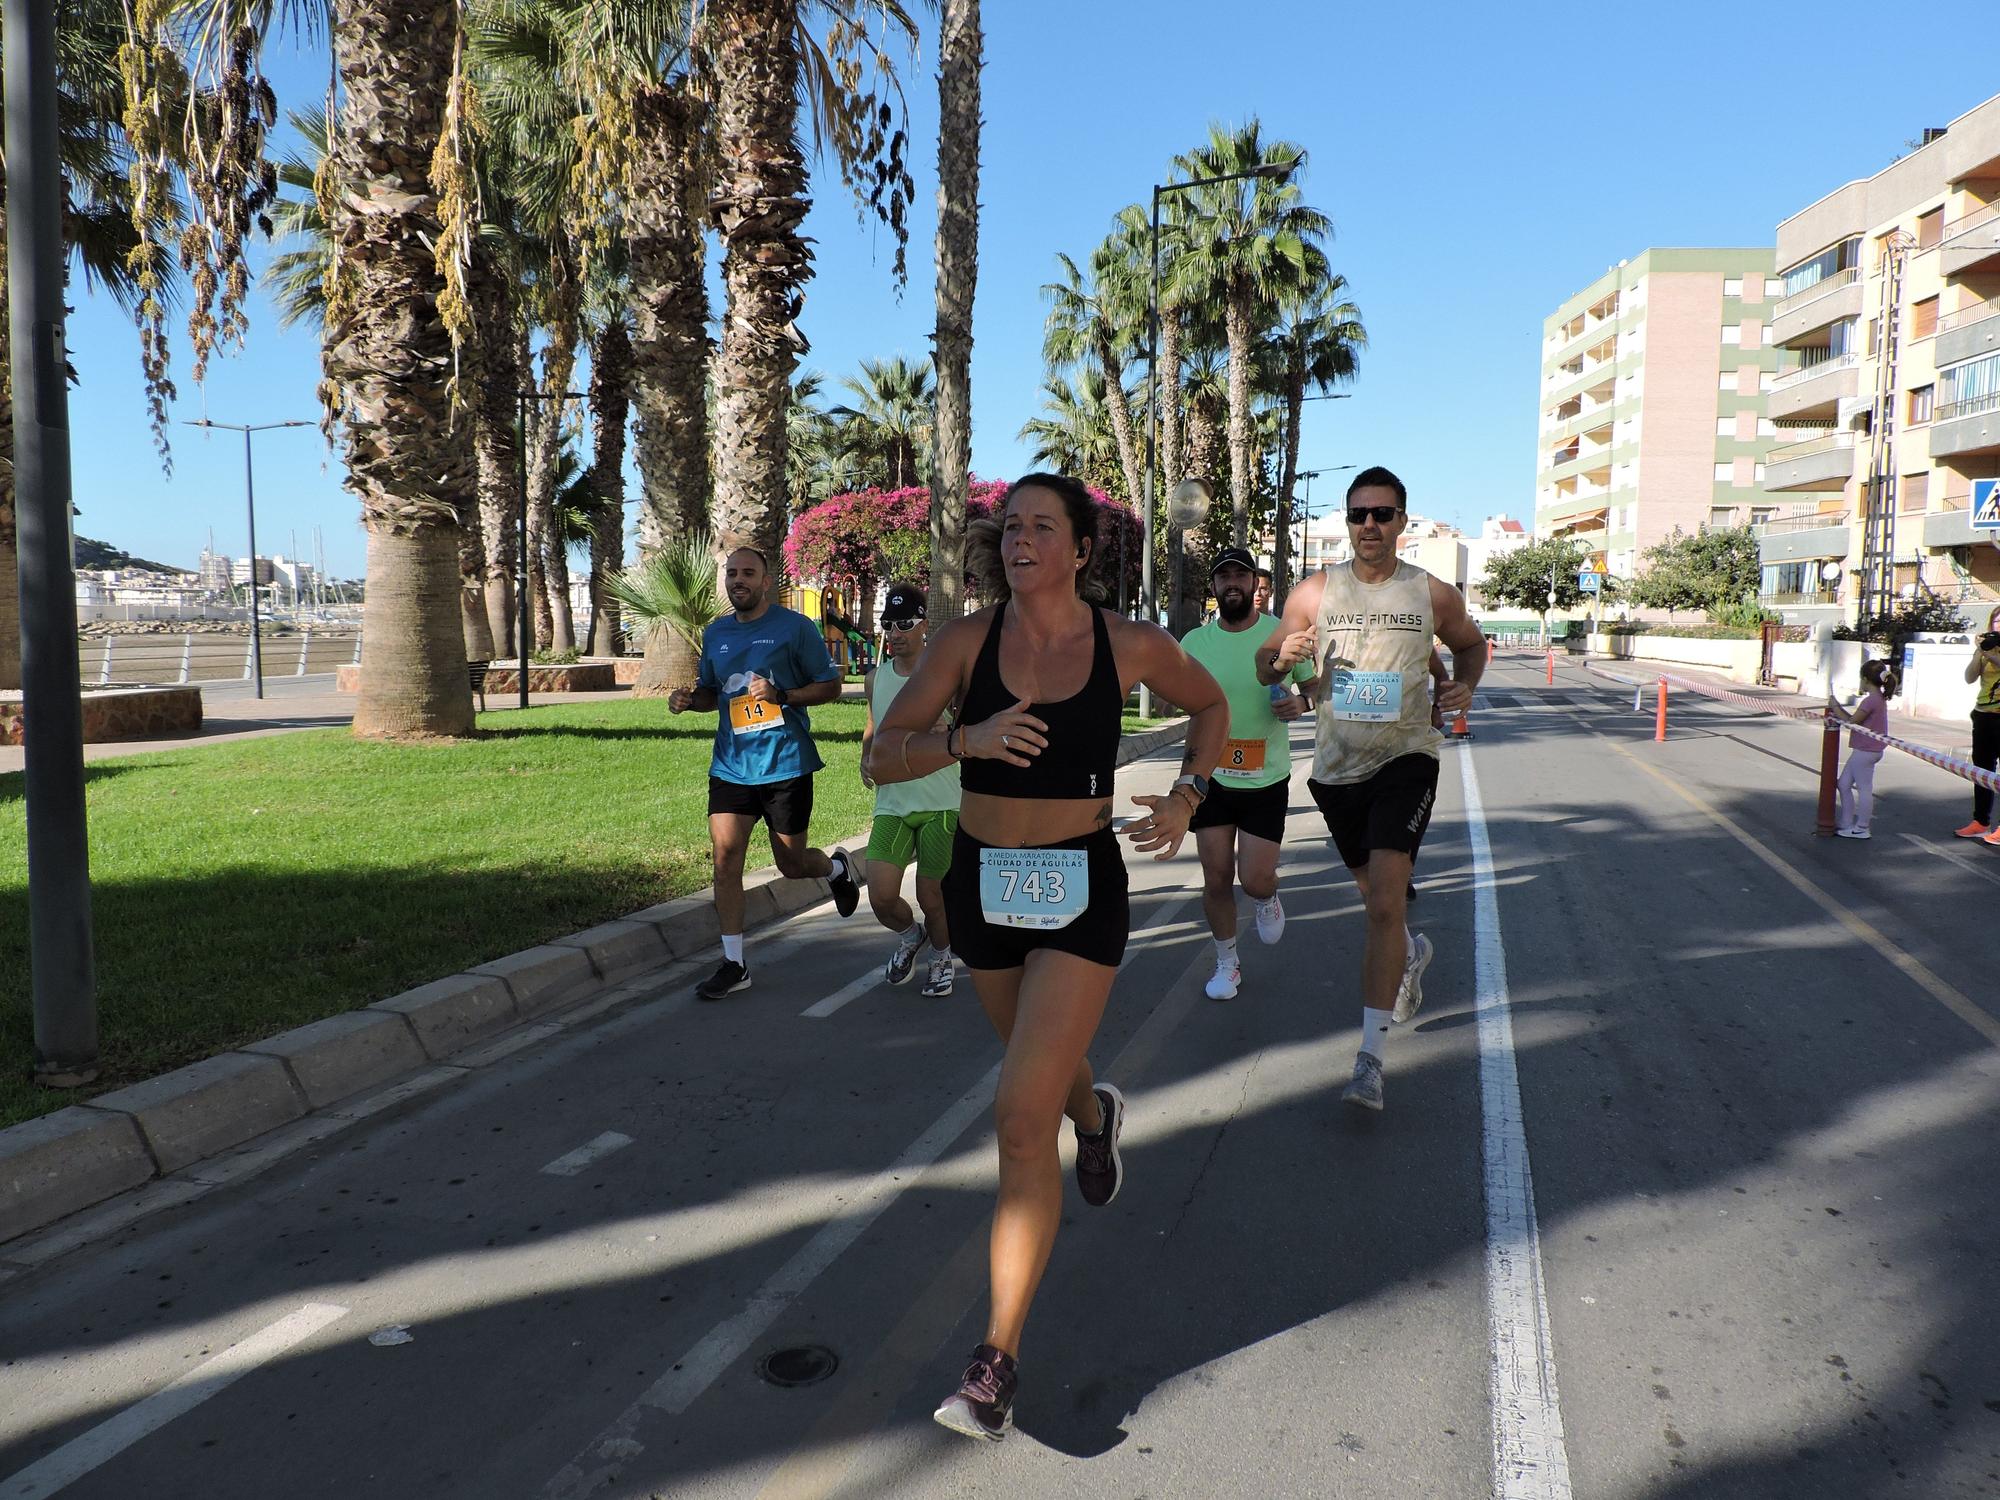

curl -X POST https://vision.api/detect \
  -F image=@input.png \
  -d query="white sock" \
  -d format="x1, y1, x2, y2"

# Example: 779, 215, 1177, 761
1360, 1007, 1393, 1060
1214, 936, 1239, 968
721, 933, 745, 965
902, 922, 924, 944
829, 850, 849, 882
1256, 894, 1281, 915
1404, 926, 1416, 966
933, 945, 952, 962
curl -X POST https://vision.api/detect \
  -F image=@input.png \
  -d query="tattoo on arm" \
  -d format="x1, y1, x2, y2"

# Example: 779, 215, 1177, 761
1093, 803, 1113, 830
1180, 748, 1198, 771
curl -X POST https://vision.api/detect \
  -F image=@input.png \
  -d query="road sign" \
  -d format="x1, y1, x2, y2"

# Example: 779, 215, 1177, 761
1577, 571, 1603, 593
1974, 477, 2000, 533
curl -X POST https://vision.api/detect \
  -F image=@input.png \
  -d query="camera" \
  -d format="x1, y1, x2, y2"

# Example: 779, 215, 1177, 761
1983, 631, 2000, 651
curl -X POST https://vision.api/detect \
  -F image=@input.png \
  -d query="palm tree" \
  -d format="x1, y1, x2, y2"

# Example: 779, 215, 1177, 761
609, 531, 719, 695
831, 356, 934, 489
1270, 276, 1365, 596
1169, 120, 1329, 546
1017, 369, 1131, 499
1041, 241, 1144, 508
585, 304, 633, 655
927, 0, 980, 621
323, 0, 478, 736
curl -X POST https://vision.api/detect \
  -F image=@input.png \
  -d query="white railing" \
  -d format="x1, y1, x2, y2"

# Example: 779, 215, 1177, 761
1937, 300, 1999, 335
1773, 265, 1859, 316
1942, 198, 2000, 244
76, 631, 362, 686
1768, 351, 1858, 391
1765, 430, 1856, 463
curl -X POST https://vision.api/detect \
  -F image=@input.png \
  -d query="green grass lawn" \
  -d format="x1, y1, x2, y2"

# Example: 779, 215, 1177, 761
0, 700, 879, 1128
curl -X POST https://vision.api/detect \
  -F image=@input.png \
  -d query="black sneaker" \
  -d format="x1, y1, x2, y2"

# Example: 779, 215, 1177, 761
695, 960, 750, 1001
933, 1343, 1017, 1441
828, 849, 860, 918
1074, 1083, 1125, 1207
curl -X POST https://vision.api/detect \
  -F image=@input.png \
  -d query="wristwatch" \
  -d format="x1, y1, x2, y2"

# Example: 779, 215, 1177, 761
773, 685, 789, 707
1171, 774, 1210, 806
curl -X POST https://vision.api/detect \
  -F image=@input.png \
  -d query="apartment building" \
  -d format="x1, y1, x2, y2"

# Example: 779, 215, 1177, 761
1763, 94, 2000, 625
1537, 249, 1784, 582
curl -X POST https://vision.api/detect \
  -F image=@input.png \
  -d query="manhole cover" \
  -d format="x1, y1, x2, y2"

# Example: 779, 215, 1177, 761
757, 1345, 839, 1388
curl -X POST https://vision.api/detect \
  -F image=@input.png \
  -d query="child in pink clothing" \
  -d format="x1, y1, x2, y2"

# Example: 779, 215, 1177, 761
1826, 659, 1896, 839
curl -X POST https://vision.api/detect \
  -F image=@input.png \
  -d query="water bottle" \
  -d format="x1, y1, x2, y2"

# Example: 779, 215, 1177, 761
1269, 682, 1291, 706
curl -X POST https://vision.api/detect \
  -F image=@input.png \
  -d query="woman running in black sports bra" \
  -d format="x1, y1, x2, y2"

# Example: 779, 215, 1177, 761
869, 473, 1227, 1441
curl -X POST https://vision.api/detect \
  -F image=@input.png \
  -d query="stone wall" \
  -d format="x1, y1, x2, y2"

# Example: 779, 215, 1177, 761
0, 686, 204, 747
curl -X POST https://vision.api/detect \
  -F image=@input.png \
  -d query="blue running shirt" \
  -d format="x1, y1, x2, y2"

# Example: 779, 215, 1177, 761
697, 605, 842, 785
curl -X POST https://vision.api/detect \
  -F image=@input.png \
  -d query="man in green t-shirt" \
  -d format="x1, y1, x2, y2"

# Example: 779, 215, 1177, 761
1179, 548, 1314, 1001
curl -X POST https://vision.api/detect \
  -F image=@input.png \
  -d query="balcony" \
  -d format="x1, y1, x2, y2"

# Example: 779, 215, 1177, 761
1763, 431, 1857, 491
1936, 302, 2000, 368
1923, 504, 1983, 549
1940, 201, 2000, 277
1929, 391, 2000, 458
1766, 352, 1860, 420
1755, 510, 1851, 564
1771, 267, 1862, 347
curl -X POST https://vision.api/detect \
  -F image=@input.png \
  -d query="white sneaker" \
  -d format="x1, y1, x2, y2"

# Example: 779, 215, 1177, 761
1835, 827, 1870, 840
1253, 896, 1285, 944
921, 951, 955, 997
1204, 963, 1241, 1001
1392, 933, 1433, 1024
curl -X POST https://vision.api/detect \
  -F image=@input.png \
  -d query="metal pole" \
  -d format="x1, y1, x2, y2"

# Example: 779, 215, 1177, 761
7, 0, 97, 1083
243, 428, 265, 699
1139, 187, 1161, 715
517, 390, 530, 710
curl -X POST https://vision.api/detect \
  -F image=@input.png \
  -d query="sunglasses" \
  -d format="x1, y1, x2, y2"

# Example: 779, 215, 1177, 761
1347, 505, 1401, 525
881, 617, 924, 632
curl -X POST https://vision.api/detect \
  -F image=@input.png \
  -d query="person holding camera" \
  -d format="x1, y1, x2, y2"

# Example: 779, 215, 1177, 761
1957, 604, 2000, 846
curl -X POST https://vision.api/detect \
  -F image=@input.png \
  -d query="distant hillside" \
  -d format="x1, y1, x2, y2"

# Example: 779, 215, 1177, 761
75, 536, 185, 574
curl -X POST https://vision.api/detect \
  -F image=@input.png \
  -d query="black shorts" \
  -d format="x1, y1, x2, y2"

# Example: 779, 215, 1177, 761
1308, 753, 1439, 869
707, 773, 814, 837
1188, 778, 1290, 845
941, 825, 1129, 971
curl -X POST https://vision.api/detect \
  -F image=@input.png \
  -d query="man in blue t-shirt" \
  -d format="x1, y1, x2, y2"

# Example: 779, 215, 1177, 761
668, 547, 861, 999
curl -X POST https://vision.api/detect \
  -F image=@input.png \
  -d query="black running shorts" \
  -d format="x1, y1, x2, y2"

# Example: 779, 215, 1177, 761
941, 825, 1129, 971
707, 773, 814, 837
1188, 778, 1290, 846
1308, 753, 1439, 870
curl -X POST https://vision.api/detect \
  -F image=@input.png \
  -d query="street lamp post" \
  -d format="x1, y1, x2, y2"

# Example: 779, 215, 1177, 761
1141, 158, 1297, 717
1276, 393, 1351, 600
1292, 465, 1357, 585
185, 419, 312, 699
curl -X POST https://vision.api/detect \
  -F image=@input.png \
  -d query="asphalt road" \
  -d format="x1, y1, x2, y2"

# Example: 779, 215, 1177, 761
3, 654, 1999, 1500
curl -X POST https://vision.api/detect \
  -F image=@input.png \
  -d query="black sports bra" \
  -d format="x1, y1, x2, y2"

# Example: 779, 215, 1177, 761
959, 602, 1124, 800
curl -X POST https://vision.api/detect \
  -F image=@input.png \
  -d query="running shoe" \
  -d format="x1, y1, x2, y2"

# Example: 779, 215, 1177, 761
885, 927, 926, 985
1836, 827, 1871, 840
695, 960, 750, 1001
1342, 1053, 1385, 1113
828, 849, 861, 918
1954, 821, 1990, 839
1982, 825, 2000, 848
1074, 1083, 1125, 1207
934, 1344, 1018, 1441
921, 951, 955, 997
1204, 963, 1241, 1001
1393, 932, 1433, 1024
1253, 895, 1286, 945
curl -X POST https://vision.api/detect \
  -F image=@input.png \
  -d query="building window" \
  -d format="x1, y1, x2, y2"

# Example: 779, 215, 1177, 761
1900, 471, 1929, 514
1723, 278, 1743, 298
1716, 416, 1734, 436
1709, 507, 1737, 528
1908, 384, 1934, 424
1714, 462, 1733, 481
1940, 352, 2000, 417
1754, 464, 1766, 481
1720, 325, 1741, 346
1912, 296, 1938, 340
1718, 370, 1736, 391
1781, 237, 1861, 299
1916, 207, 1943, 250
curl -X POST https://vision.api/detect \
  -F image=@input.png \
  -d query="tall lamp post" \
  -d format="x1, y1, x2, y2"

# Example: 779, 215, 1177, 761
186, 419, 312, 700
1140, 158, 1298, 717
1275, 392, 1351, 599
1293, 464, 1357, 583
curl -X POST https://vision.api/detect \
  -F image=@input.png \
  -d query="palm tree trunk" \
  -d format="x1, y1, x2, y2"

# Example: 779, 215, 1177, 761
1275, 359, 1305, 602
927, 0, 979, 621
1224, 277, 1256, 548
1160, 306, 1184, 488
455, 506, 496, 660
1092, 327, 1144, 511
708, 0, 811, 564
587, 315, 632, 656
0, 312, 18, 693
471, 244, 519, 656
627, 84, 712, 549
327, 0, 474, 738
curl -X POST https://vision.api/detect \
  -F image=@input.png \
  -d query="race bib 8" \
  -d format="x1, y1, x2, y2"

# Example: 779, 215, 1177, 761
978, 848, 1088, 930
1328, 669, 1402, 723
728, 693, 782, 735
1219, 737, 1267, 776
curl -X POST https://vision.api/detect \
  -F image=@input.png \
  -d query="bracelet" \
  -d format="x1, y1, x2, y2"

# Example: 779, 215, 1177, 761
947, 726, 964, 760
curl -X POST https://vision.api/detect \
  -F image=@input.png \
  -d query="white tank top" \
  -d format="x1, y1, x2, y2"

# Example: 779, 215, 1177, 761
1308, 561, 1441, 784
870, 660, 962, 816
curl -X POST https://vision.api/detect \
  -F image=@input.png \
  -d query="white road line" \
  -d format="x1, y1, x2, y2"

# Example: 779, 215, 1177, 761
1458, 747, 1574, 1500
801, 967, 883, 1018
1899, 832, 2000, 888
540, 1063, 1002, 1500
539, 1131, 635, 1177
1, 1303, 349, 1500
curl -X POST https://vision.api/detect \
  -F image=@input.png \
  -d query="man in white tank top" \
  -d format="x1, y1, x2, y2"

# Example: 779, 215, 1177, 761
1257, 467, 1488, 1113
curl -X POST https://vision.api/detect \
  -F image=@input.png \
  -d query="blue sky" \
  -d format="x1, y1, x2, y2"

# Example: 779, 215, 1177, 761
62, 0, 2000, 577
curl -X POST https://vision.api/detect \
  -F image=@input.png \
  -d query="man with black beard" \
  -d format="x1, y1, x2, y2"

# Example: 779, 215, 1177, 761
1179, 549, 1315, 1000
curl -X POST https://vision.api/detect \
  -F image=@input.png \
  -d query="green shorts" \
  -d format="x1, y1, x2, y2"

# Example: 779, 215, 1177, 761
866, 809, 959, 881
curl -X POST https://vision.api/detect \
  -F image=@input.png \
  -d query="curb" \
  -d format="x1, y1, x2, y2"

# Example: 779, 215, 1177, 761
0, 718, 1192, 1261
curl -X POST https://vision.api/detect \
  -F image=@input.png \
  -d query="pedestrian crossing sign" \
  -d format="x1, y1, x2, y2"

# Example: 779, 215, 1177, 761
1974, 478, 2000, 533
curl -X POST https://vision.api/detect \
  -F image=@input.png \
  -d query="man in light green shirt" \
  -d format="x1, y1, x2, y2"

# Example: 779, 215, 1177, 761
1179, 548, 1314, 1001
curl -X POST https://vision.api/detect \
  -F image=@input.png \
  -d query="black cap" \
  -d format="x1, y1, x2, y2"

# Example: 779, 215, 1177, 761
1209, 547, 1256, 578
882, 583, 926, 619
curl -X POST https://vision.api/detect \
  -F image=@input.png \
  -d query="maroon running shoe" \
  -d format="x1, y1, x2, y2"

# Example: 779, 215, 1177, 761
933, 1343, 1018, 1441
1074, 1083, 1125, 1207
